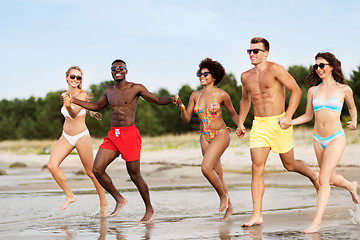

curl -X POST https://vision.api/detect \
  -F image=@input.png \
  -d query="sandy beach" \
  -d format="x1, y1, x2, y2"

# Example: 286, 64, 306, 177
1, 128, 360, 239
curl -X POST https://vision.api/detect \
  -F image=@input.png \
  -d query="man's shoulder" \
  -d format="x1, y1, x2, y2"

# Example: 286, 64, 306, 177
267, 61, 285, 71
127, 82, 144, 88
241, 68, 254, 79
104, 85, 114, 92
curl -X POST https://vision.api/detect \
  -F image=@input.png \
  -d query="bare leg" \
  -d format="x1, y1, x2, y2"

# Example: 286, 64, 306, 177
200, 131, 230, 214
47, 136, 77, 211
92, 148, 127, 217
242, 147, 270, 227
76, 135, 108, 217
213, 160, 233, 221
304, 137, 346, 233
280, 148, 319, 191
330, 173, 359, 204
126, 160, 155, 223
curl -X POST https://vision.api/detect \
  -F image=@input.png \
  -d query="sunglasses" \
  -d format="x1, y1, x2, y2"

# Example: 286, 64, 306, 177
197, 71, 211, 77
313, 63, 329, 70
247, 49, 266, 54
69, 75, 82, 80
111, 66, 127, 72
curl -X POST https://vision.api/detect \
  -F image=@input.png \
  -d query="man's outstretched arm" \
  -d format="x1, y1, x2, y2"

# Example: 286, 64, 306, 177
139, 84, 177, 105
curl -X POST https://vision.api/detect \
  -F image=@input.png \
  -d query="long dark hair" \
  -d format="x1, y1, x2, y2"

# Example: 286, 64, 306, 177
305, 52, 346, 88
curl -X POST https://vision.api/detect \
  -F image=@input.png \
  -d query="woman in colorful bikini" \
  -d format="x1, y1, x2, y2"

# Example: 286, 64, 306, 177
47, 66, 107, 217
291, 52, 358, 233
175, 58, 239, 221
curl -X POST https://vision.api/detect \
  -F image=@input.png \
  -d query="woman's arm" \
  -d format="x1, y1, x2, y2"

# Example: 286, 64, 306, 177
291, 87, 315, 126
221, 90, 239, 126
175, 92, 197, 124
63, 91, 88, 118
344, 85, 357, 130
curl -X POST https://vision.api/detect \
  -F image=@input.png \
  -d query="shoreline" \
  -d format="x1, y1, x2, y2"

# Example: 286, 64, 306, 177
1, 130, 360, 239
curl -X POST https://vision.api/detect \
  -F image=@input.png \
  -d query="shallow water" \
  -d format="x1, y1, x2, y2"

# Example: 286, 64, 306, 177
1, 167, 360, 239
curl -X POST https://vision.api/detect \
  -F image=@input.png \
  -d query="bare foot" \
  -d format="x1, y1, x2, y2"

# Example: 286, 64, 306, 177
109, 198, 128, 217
60, 196, 77, 211
304, 223, 320, 233
349, 181, 359, 204
220, 198, 233, 221
311, 172, 320, 193
138, 209, 155, 223
99, 201, 108, 218
219, 194, 229, 213
241, 215, 263, 227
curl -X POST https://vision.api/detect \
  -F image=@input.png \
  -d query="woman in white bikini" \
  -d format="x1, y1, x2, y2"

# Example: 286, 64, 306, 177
291, 52, 358, 233
47, 66, 107, 217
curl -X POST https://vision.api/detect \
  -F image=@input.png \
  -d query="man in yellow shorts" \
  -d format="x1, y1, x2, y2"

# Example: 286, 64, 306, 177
249, 112, 293, 154
236, 37, 319, 227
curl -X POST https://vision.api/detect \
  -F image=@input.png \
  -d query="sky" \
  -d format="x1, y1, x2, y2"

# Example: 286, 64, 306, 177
1, 0, 360, 100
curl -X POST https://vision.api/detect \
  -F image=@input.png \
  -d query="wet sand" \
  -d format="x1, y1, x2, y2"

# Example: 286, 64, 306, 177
1, 137, 360, 239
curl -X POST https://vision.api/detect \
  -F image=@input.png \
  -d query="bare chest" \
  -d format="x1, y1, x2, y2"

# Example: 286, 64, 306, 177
106, 88, 139, 107
245, 72, 279, 96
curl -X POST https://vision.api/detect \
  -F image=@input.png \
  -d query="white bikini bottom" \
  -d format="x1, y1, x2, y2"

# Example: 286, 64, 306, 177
63, 129, 90, 147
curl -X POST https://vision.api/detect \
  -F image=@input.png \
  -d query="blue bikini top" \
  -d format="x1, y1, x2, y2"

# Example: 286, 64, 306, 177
312, 83, 343, 112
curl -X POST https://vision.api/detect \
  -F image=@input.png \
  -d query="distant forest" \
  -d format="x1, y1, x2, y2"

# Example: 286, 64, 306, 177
1, 65, 360, 140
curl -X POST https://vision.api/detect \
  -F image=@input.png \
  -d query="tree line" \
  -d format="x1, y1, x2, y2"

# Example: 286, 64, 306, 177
1, 65, 359, 140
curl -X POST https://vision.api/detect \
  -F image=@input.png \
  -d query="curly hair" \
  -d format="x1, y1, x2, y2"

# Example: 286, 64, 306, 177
197, 58, 225, 85
305, 52, 346, 88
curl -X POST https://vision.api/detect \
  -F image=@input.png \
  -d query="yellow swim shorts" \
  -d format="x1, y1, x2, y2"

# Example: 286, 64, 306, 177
249, 112, 293, 154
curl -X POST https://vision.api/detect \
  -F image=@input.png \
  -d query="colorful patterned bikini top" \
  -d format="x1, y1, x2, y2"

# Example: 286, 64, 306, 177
194, 88, 222, 129
312, 83, 343, 112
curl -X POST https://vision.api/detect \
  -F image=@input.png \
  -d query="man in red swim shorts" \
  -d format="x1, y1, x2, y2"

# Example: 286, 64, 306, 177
66, 59, 177, 222
100, 125, 141, 162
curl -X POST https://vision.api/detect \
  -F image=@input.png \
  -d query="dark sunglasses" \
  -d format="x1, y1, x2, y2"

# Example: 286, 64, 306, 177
69, 75, 82, 80
197, 71, 210, 77
313, 63, 329, 70
247, 49, 266, 54
111, 66, 127, 72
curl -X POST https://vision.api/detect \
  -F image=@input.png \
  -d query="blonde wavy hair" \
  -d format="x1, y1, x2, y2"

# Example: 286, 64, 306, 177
65, 66, 101, 120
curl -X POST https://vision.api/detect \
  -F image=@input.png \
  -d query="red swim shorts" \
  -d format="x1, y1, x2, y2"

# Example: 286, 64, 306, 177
99, 125, 141, 162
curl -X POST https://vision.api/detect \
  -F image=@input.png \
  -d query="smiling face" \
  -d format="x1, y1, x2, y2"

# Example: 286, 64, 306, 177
198, 68, 215, 86
315, 57, 333, 80
111, 62, 128, 82
248, 42, 268, 65
66, 69, 82, 89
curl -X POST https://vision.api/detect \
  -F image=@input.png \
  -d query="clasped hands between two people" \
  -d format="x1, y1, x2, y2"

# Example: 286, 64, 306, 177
60, 92, 102, 120
172, 94, 293, 138
60, 92, 72, 105
235, 116, 291, 139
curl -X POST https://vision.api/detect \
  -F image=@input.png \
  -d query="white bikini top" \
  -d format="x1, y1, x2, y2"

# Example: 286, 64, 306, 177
61, 106, 86, 118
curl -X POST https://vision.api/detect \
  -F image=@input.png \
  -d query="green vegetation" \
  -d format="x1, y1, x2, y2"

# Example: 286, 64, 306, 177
1, 65, 360, 140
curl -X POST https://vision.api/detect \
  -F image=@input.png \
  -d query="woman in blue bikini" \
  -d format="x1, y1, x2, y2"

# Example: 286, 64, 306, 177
47, 66, 107, 216
291, 52, 358, 233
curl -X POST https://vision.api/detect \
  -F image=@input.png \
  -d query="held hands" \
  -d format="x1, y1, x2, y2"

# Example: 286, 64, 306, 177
278, 116, 292, 129
172, 95, 180, 104
174, 94, 186, 111
347, 120, 357, 130
90, 111, 103, 120
235, 124, 246, 138
60, 92, 72, 107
